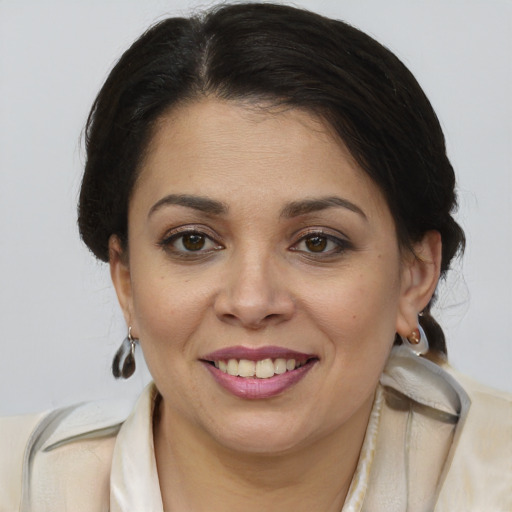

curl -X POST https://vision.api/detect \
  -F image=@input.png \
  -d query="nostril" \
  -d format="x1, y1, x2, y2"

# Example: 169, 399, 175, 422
214, 284, 295, 328
218, 310, 293, 329
221, 313, 239, 324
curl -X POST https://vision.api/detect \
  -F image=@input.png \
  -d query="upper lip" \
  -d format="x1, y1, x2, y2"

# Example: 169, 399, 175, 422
201, 345, 316, 363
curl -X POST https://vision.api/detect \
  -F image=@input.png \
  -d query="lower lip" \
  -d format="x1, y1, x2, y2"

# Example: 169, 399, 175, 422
202, 360, 316, 399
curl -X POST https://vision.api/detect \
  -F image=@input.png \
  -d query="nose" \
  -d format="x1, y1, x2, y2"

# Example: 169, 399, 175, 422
214, 250, 295, 329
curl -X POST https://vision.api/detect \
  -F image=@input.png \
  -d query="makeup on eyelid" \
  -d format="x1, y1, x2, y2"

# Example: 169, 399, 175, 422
159, 231, 352, 260
155, 219, 355, 259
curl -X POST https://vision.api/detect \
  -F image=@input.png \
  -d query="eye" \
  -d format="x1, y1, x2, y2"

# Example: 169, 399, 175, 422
303, 235, 330, 253
177, 233, 209, 251
160, 227, 223, 256
291, 231, 350, 256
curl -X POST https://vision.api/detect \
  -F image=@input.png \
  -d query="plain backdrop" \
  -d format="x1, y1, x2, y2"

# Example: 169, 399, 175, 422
1, 0, 510, 415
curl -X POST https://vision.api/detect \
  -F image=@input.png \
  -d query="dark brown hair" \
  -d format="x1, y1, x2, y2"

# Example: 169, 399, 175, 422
78, 2, 465, 356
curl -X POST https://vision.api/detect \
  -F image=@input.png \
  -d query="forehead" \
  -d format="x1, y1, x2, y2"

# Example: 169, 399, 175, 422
134, 98, 388, 218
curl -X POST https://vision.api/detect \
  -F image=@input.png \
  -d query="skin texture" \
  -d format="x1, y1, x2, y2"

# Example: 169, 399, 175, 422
110, 99, 441, 511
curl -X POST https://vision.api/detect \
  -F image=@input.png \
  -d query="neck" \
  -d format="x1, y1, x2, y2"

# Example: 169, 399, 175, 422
154, 394, 374, 512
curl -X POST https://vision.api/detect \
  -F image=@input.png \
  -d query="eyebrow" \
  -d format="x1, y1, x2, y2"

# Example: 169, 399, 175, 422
148, 194, 228, 218
280, 196, 367, 220
148, 193, 366, 221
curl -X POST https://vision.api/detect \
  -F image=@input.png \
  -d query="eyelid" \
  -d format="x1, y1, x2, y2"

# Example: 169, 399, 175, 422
161, 223, 219, 239
292, 226, 350, 242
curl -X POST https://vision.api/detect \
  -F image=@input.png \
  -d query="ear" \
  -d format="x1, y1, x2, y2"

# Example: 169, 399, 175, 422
109, 235, 136, 330
396, 230, 442, 336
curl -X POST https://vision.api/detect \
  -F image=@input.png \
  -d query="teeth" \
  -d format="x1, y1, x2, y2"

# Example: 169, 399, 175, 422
274, 358, 287, 375
255, 358, 274, 379
214, 357, 305, 378
238, 359, 255, 377
227, 359, 238, 376
286, 359, 296, 371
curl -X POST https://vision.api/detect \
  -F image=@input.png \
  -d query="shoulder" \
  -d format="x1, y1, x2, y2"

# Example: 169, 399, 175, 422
437, 367, 512, 511
0, 411, 48, 511
449, 367, 512, 407
380, 348, 511, 510
445, 366, 512, 444
0, 398, 133, 512
452, 367, 512, 461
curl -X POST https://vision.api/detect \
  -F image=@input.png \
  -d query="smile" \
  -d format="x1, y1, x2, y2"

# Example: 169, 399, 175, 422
212, 358, 305, 378
201, 346, 318, 399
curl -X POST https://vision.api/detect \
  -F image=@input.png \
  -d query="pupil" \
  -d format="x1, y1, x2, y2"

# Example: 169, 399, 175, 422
183, 234, 205, 251
306, 236, 327, 252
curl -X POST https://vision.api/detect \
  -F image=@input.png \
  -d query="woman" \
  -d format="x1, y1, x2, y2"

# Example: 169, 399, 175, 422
2, 3, 510, 511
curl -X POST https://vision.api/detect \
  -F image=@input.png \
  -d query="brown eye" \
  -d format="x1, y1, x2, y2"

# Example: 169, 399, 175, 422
305, 236, 328, 252
291, 231, 350, 257
182, 233, 206, 251
161, 229, 222, 256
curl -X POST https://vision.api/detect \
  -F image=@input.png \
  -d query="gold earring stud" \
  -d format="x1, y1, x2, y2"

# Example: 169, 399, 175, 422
407, 329, 420, 345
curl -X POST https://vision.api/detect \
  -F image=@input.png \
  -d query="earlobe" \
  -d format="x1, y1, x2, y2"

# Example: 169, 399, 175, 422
109, 235, 134, 327
396, 230, 442, 336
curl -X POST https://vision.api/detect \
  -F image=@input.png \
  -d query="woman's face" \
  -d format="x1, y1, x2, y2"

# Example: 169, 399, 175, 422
111, 99, 436, 454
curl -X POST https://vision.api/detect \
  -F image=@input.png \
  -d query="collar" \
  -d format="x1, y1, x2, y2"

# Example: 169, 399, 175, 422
342, 385, 384, 511
110, 383, 163, 512
362, 347, 470, 511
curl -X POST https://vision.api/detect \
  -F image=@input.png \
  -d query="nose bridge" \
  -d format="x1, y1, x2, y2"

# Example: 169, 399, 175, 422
215, 242, 294, 328
235, 246, 274, 302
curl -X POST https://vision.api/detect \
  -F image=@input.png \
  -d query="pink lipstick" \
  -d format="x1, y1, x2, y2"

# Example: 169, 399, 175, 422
201, 346, 318, 399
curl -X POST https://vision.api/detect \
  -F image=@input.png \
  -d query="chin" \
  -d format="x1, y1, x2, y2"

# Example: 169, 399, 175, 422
206, 411, 321, 456
217, 430, 304, 456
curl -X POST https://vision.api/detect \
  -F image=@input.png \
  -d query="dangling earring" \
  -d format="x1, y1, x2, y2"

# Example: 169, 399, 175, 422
112, 326, 138, 379
401, 323, 429, 356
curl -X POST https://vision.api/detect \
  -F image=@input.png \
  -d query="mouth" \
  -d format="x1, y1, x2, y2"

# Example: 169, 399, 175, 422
205, 357, 311, 378
200, 346, 318, 399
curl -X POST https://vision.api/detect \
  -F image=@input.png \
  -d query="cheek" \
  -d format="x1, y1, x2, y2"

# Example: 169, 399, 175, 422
303, 264, 401, 346
130, 262, 213, 354
307, 268, 400, 408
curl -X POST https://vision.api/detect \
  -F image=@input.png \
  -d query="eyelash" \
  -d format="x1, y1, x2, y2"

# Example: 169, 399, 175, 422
290, 229, 352, 258
158, 226, 223, 259
158, 226, 352, 259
